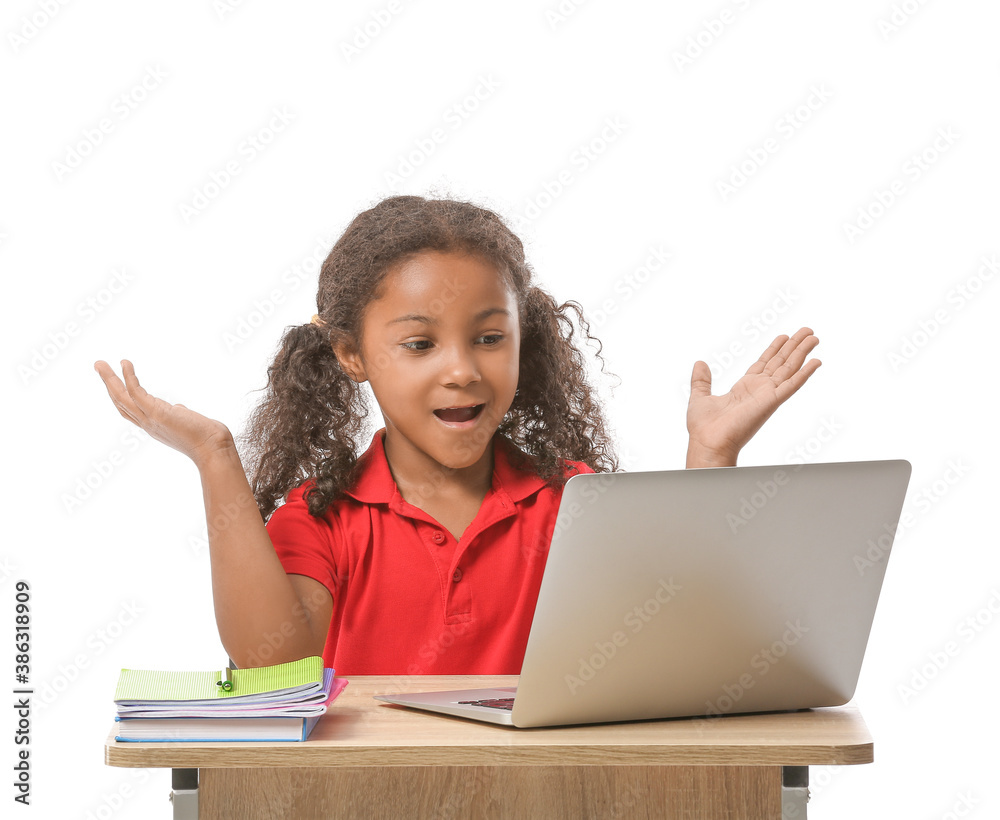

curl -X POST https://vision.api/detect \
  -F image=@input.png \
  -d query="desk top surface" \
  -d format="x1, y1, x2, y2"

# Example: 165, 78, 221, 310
105, 676, 873, 769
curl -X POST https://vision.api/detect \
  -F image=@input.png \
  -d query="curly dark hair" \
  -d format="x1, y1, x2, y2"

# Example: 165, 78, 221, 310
238, 195, 619, 521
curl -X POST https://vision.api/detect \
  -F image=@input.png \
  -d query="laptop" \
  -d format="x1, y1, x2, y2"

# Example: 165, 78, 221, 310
374, 459, 911, 728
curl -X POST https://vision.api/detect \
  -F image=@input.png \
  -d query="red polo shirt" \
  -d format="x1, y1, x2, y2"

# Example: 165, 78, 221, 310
265, 430, 593, 676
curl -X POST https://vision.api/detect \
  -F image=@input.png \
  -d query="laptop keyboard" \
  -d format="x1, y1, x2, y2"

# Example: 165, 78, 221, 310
457, 697, 514, 711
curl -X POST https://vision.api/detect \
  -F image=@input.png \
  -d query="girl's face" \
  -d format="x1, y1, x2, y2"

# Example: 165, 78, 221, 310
336, 250, 521, 478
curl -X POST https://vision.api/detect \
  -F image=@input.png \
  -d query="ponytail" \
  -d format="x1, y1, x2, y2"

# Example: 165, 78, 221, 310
237, 321, 370, 521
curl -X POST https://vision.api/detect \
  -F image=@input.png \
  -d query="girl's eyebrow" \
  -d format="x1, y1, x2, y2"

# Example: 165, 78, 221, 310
388, 307, 511, 326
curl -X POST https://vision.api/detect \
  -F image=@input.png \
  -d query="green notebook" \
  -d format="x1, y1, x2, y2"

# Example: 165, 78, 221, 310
114, 656, 325, 705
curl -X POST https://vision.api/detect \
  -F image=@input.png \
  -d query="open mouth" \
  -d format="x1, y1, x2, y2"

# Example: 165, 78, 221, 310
433, 404, 485, 424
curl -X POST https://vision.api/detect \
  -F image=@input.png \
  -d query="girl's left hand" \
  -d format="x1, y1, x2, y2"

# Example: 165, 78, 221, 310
686, 327, 821, 468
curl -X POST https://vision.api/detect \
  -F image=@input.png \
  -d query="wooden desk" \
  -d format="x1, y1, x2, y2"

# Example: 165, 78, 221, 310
105, 676, 873, 820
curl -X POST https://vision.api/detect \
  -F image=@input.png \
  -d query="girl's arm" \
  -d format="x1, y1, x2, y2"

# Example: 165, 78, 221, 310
94, 360, 332, 668
685, 327, 821, 468
194, 444, 332, 668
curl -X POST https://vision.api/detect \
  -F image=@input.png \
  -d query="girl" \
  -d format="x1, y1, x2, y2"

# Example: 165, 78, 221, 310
94, 195, 820, 675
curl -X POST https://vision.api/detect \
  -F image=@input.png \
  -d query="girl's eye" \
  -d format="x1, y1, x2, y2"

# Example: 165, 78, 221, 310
401, 335, 503, 352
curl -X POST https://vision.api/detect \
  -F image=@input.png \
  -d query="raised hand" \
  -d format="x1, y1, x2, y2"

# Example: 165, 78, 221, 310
686, 328, 821, 468
94, 359, 236, 468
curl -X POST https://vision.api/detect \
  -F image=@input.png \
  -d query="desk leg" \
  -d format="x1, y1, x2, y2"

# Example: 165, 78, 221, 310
170, 768, 199, 820
781, 766, 809, 819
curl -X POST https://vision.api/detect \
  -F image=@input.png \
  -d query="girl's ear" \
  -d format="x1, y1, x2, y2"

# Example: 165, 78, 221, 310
332, 340, 368, 383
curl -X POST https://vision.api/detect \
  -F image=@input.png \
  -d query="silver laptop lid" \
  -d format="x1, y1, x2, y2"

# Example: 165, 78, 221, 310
511, 460, 911, 727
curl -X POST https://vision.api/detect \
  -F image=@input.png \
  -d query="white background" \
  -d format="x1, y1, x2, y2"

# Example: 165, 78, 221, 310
3, 0, 998, 817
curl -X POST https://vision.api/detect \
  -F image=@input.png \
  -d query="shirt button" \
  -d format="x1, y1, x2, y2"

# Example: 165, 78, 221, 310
452, 568, 463, 583
431, 530, 445, 545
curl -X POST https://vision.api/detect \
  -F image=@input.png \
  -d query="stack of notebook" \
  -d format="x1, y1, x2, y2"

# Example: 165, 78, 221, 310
113, 655, 347, 742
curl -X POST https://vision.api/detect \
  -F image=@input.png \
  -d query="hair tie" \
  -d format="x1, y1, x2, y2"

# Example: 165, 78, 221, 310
310, 314, 326, 327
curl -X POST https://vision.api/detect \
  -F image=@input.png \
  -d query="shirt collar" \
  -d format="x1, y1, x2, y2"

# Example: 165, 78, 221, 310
344, 429, 548, 505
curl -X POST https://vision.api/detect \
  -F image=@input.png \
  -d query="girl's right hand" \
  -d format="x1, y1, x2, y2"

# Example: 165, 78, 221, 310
94, 359, 236, 468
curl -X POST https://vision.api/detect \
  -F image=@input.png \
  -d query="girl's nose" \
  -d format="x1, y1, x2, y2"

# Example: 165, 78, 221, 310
440, 345, 481, 386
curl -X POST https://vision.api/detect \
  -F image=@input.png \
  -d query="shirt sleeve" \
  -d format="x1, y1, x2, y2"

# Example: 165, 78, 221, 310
265, 485, 340, 603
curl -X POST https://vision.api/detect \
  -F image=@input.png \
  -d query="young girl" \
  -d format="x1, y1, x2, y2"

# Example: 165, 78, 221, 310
94, 195, 820, 676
